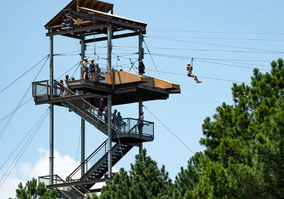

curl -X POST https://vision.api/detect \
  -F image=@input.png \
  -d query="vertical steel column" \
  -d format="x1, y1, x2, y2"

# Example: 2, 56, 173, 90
138, 30, 144, 155
49, 35, 54, 185
81, 36, 86, 177
107, 26, 112, 71
139, 99, 143, 155
138, 30, 144, 64
107, 26, 113, 178
107, 95, 112, 178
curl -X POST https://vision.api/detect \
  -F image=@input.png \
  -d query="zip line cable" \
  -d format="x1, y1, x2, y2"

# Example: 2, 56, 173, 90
56, 61, 81, 80
0, 108, 49, 172
146, 35, 284, 42
148, 69, 249, 84
145, 52, 269, 71
143, 105, 195, 155
0, 57, 49, 140
147, 36, 284, 54
120, 66, 249, 84
114, 45, 282, 54
0, 61, 79, 128
143, 40, 161, 78
0, 55, 49, 95
112, 46, 271, 63
197, 60, 268, 71
148, 29, 284, 35
75, 130, 81, 167
0, 108, 49, 189
71, 62, 81, 78
0, 98, 32, 125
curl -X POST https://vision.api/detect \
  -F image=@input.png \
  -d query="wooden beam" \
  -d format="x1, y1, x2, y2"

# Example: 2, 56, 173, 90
84, 31, 139, 43
70, 10, 146, 31
46, 24, 111, 36
48, 20, 92, 29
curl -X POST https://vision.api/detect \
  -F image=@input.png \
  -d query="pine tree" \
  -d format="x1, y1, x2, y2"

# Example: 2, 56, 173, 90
98, 149, 172, 199
13, 178, 58, 199
190, 59, 284, 198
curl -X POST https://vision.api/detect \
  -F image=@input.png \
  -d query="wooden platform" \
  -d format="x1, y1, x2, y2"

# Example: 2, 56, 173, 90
33, 70, 180, 106
68, 70, 180, 105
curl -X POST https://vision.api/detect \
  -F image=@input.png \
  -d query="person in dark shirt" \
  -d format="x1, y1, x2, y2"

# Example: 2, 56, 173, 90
89, 59, 95, 81
139, 61, 145, 75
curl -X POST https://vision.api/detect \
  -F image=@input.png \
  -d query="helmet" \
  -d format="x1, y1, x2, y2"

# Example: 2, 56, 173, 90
65, 74, 69, 78
84, 57, 88, 60
91, 59, 94, 62
187, 62, 191, 66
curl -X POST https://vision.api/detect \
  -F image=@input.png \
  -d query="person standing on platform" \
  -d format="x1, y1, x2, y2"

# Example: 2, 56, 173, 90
58, 80, 65, 96
89, 59, 95, 81
139, 61, 145, 75
82, 57, 89, 80
112, 109, 117, 128
64, 75, 70, 96
137, 112, 144, 134
115, 112, 123, 131
98, 98, 105, 120
95, 63, 101, 82
104, 107, 108, 125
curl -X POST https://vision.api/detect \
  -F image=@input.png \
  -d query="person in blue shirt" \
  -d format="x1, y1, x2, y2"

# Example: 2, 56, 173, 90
115, 112, 123, 131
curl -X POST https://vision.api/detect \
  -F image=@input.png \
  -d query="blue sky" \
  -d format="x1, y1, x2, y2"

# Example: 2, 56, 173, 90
1, 0, 284, 197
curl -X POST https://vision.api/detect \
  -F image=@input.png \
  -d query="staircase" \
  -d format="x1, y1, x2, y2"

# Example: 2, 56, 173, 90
61, 99, 108, 135
33, 81, 152, 197
59, 189, 84, 199
57, 83, 134, 194
66, 139, 133, 192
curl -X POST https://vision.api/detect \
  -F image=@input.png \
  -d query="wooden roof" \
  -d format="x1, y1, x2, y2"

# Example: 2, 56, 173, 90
45, 0, 113, 29
45, 0, 147, 41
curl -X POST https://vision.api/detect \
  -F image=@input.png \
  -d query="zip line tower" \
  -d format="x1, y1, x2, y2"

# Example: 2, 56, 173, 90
32, 0, 180, 198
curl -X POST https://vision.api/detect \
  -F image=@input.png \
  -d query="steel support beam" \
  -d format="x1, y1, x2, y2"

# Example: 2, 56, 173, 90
107, 26, 112, 71
84, 31, 139, 43
49, 35, 54, 185
46, 24, 111, 37
138, 30, 144, 63
139, 99, 143, 155
81, 36, 86, 177
107, 95, 112, 178
138, 30, 144, 155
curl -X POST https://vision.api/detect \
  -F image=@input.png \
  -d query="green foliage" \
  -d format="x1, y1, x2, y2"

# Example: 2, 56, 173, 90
189, 59, 284, 198
13, 178, 58, 199
172, 152, 202, 198
99, 149, 172, 199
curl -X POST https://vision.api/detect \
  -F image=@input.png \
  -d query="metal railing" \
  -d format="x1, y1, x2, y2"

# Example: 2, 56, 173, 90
119, 118, 154, 138
32, 80, 61, 98
32, 80, 49, 97
66, 139, 109, 182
